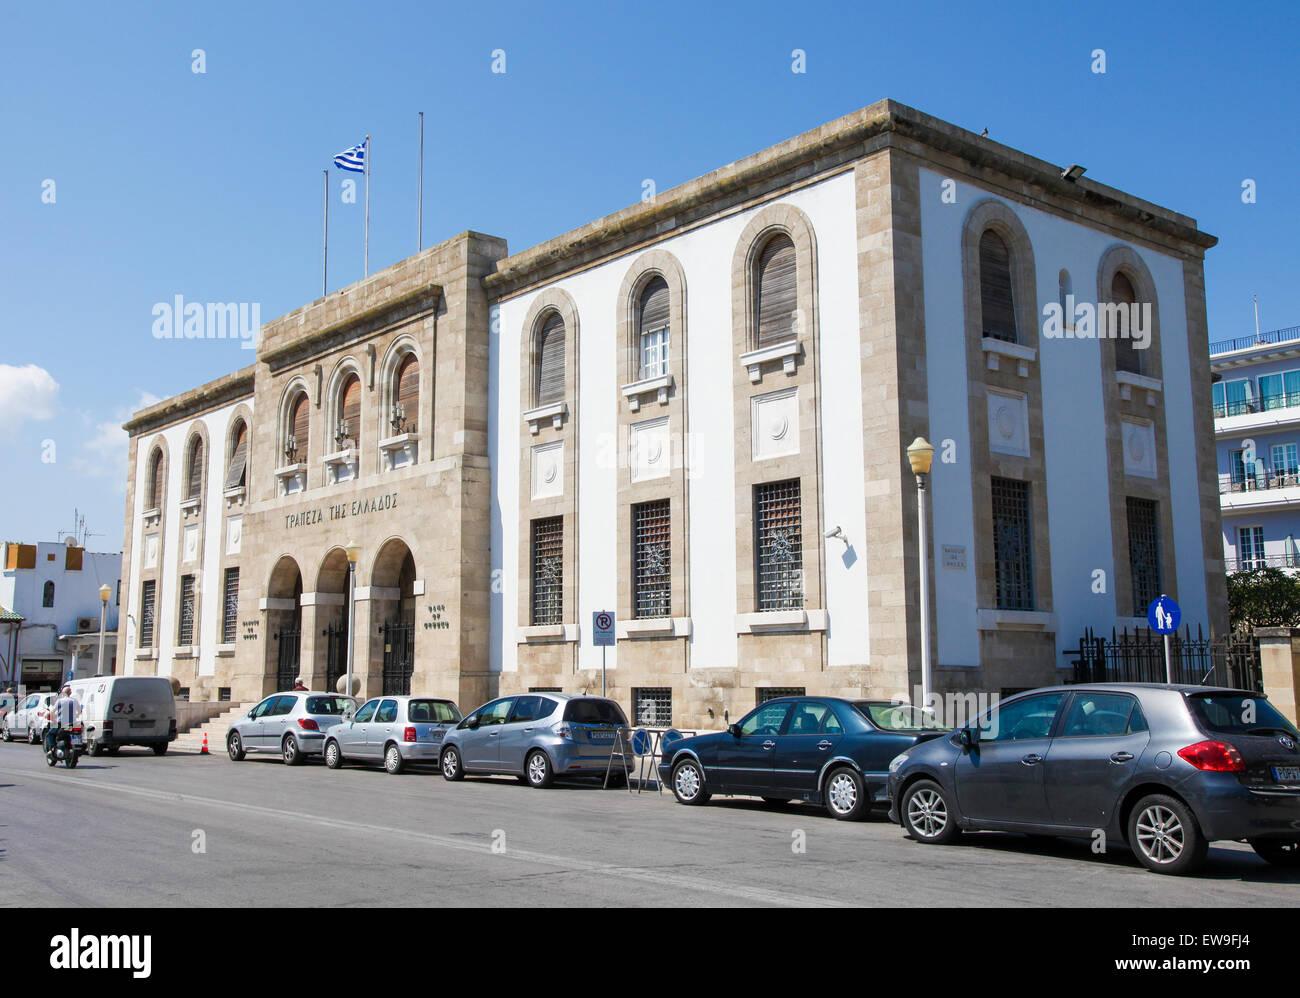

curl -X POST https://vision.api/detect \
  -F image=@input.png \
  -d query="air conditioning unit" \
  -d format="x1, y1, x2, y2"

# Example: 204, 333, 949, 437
76, 617, 99, 634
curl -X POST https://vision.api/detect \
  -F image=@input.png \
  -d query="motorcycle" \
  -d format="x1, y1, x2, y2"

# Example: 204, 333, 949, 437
45, 726, 83, 769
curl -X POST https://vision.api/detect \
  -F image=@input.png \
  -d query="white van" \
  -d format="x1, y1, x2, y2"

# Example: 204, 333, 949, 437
68, 677, 177, 756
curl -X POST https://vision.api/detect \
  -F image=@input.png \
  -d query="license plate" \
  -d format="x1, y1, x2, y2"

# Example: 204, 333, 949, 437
1272, 766, 1300, 782
589, 730, 614, 742
130, 720, 153, 729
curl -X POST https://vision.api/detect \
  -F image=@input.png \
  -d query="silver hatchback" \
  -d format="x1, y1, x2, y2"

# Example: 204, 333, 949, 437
227, 691, 357, 765
323, 695, 462, 774
439, 692, 628, 788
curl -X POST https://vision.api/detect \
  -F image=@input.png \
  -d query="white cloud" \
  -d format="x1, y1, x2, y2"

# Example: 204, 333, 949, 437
0, 364, 59, 427
72, 390, 163, 485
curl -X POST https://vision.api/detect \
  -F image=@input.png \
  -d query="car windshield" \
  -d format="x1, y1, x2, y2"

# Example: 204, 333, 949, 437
306, 696, 353, 715
1187, 693, 1299, 737
563, 699, 627, 726
856, 702, 949, 731
408, 699, 461, 723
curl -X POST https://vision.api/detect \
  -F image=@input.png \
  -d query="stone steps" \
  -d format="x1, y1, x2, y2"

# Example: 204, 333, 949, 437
172, 703, 254, 752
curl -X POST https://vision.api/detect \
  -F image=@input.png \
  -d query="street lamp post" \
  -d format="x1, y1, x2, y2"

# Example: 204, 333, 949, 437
344, 540, 361, 698
96, 583, 111, 677
906, 437, 936, 714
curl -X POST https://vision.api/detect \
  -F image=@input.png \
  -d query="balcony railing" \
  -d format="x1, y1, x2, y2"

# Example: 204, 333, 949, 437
1219, 470, 1300, 495
1225, 553, 1299, 572
1209, 324, 1300, 357
1213, 391, 1300, 418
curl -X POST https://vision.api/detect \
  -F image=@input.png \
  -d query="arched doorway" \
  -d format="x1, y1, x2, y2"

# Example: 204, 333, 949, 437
315, 547, 351, 694
371, 539, 416, 695
266, 556, 303, 693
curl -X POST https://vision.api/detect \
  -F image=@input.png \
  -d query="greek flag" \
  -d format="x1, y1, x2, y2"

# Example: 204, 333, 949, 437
333, 139, 367, 173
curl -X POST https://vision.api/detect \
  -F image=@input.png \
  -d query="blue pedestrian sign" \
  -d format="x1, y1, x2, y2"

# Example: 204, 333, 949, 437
592, 611, 616, 647
1147, 595, 1181, 635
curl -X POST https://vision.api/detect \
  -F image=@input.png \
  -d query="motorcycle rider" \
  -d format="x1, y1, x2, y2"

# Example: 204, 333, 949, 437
45, 685, 80, 757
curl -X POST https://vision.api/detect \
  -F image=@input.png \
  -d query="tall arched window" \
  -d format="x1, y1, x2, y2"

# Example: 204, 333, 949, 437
754, 233, 797, 348
225, 419, 248, 490
637, 277, 671, 381
1058, 268, 1072, 314
1111, 271, 1141, 375
336, 374, 362, 461
147, 447, 165, 510
979, 229, 1018, 343
42, 580, 55, 607
185, 435, 204, 501
392, 354, 419, 434
286, 392, 309, 463
535, 312, 566, 406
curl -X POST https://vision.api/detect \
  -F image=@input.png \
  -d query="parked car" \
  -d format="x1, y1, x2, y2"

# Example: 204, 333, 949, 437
227, 691, 357, 765
888, 683, 1300, 875
439, 693, 628, 787
3, 692, 55, 744
324, 695, 462, 774
659, 697, 948, 819
69, 676, 177, 756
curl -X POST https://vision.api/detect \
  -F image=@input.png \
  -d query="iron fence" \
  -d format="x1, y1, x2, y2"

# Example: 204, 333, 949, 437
1064, 626, 1261, 692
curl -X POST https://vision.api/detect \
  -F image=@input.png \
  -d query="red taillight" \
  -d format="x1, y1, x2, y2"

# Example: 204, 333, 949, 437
1178, 739, 1245, 773
297, 718, 319, 732
557, 723, 572, 740
404, 726, 417, 743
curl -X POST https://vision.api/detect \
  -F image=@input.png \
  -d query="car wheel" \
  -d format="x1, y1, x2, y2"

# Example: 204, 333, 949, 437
281, 735, 303, 766
1128, 794, 1207, 875
324, 740, 343, 769
901, 779, 961, 844
227, 732, 245, 761
526, 749, 554, 788
88, 741, 103, 757
28, 727, 40, 745
152, 743, 168, 756
2, 726, 11, 742
823, 767, 870, 821
440, 745, 464, 781
1250, 838, 1300, 866
671, 757, 711, 805
384, 743, 404, 775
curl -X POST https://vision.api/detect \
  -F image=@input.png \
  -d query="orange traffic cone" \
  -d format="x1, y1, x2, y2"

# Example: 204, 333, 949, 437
200, 732, 209, 755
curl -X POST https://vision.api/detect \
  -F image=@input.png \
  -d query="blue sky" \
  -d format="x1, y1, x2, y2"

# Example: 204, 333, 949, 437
1, 0, 1296, 548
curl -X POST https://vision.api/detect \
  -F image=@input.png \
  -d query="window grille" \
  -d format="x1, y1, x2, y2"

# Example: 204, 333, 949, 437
1126, 497, 1161, 613
755, 480, 803, 611
992, 477, 1033, 610
222, 568, 240, 643
634, 687, 672, 727
757, 687, 805, 705
140, 580, 156, 647
633, 500, 671, 618
531, 517, 563, 625
178, 575, 196, 644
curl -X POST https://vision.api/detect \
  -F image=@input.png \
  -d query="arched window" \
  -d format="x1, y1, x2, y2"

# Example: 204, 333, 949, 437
225, 419, 248, 490
979, 229, 1018, 343
1111, 272, 1141, 375
392, 354, 419, 434
336, 374, 362, 460
535, 312, 566, 406
1058, 268, 1072, 315
42, 580, 54, 608
754, 233, 797, 348
286, 392, 309, 463
637, 277, 671, 381
147, 448, 164, 510
185, 435, 204, 501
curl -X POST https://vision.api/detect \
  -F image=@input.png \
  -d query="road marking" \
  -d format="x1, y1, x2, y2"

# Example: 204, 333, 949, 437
1, 767, 849, 908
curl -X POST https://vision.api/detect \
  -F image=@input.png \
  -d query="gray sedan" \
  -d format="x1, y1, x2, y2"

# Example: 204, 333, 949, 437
227, 691, 357, 765
439, 692, 628, 788
323, 695, 461, 774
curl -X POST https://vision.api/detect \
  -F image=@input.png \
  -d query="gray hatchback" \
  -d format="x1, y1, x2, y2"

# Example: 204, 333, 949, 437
888, 683, 1300, 875
227, 691, 357, 765
323, 695, 462, 774
439, 692, 628, 788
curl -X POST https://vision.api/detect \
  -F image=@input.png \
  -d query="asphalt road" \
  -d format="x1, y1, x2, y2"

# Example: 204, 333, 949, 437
0, 741, 1297, 907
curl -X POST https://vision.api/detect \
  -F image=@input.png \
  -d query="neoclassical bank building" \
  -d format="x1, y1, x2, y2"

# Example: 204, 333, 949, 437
118, 100, 1225, 729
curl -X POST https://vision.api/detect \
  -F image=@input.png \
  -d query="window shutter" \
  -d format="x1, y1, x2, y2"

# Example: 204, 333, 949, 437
149, 450, 164, 509
537, 313, 566, 405
396, 355, 419, 433
225, 422, 248, 490
755, 235, 798, 348
979, 230, 1018, 343
186, 438, 203, 501
290, 394, 309, 462
639, 277, 670, 335
341, 376, 362, 458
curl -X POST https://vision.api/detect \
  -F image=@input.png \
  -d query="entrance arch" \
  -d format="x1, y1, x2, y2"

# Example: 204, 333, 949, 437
314, 547, 351, 693
370, 538, 416, 695
265, 555, 303, 693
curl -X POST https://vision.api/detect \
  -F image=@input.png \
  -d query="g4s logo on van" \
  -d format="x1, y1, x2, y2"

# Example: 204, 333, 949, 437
112, 702, 137, 715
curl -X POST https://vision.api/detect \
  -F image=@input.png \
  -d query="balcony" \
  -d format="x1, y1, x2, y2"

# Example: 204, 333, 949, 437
1219, 469, 1300, 513
1209, 324, 1300, 357
1213, 391, 1300, 435
1224, 553, 1300, 573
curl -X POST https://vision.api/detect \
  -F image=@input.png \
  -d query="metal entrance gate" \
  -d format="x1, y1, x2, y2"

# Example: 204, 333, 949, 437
274, 624, 302, 691
380, 619, 414, 695
324, 622, 347, 694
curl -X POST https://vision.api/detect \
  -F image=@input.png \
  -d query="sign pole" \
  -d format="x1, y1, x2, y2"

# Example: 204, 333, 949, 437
601, 646, 606, 698
1164, 632, 1173, 684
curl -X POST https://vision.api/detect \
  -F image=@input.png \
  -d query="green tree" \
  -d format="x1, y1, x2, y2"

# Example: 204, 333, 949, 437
1226, 567, 1300, 630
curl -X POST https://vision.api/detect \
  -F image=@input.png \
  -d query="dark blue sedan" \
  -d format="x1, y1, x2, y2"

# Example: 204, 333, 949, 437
658, 697, 948, 820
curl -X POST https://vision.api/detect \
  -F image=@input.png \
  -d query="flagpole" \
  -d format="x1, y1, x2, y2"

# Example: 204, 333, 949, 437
418, 112, 424, 252
364, 134, 371, 277
322, 169, 329, 297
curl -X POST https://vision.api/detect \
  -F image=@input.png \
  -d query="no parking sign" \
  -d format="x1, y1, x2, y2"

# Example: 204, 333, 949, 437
593, 611, 615, 647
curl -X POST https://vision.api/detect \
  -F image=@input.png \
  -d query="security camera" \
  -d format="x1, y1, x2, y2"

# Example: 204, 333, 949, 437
824, 525, 843, 540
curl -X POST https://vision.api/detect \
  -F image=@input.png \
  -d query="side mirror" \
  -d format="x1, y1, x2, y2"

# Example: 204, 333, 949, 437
958, 727, 976, 748
727, 723, 742, 738
465, 716, 480, 730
